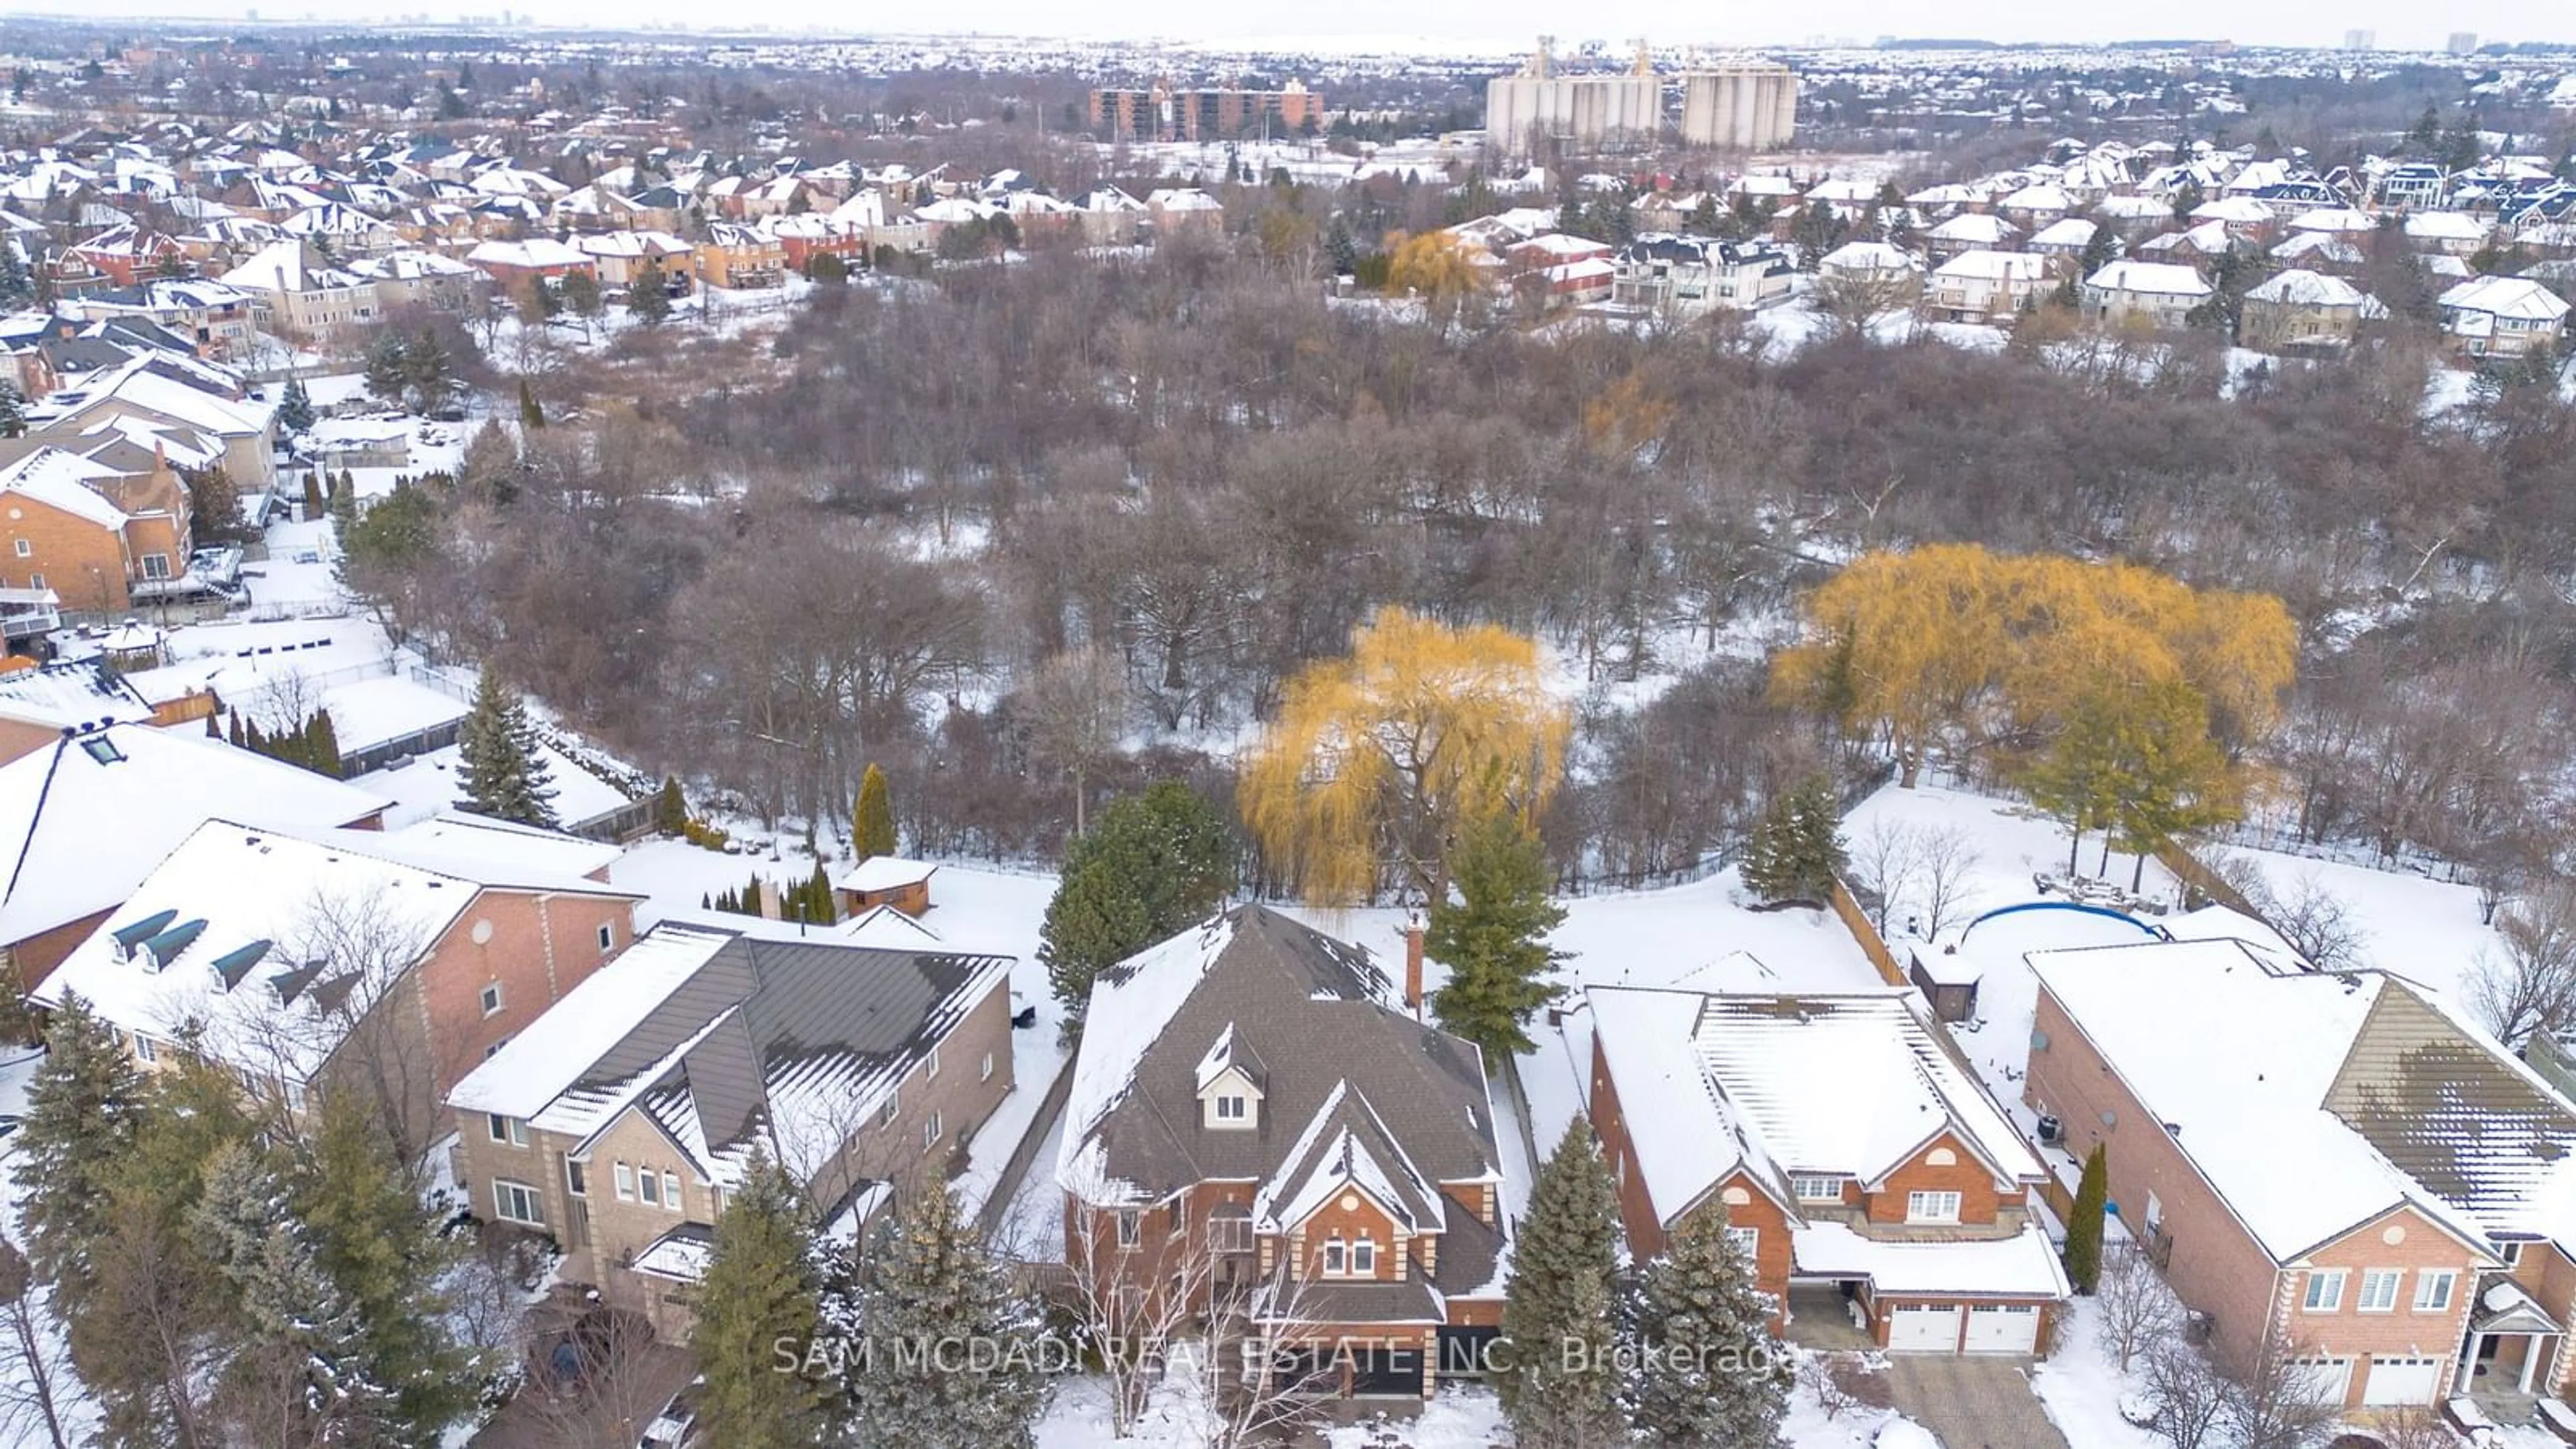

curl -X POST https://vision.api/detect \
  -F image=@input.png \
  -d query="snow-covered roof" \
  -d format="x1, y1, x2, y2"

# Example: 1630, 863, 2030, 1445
2029, 941, 2504, 1263
1589, 984, 2043, 1231
2269, 232, 2367, 266
1818, 239, 1919, 273
0, 726, 389, 947
2189, 195, 2276, 224
1792, 1222, 2071, 1297
32, 818, 475, 1080
0, 446, 129, 529
219, 238, 366, 294
464, 237, 589, 270
0, 660, 154, 731
834, 854, 937, 894
358, 812, 625, 891
1927, 212, 2018, 244
1932, 249, 2048, 282
2027, 217, 2099, 249
311, 674, 468, 754
2404, 211, 2491, 241
2084, 260, 2213, 298
43, 358, 272, 439
2440, 276, 2571, 322
448, 921, 737, 1120
1999, 182, 2073, 211
2286, 207, 2377, 233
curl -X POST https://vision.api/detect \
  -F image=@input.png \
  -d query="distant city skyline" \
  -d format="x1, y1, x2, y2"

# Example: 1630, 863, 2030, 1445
0, 0, 2568, 52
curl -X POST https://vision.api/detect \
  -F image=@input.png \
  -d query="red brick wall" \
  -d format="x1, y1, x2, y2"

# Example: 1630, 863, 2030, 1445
1591, 1034, 1671, 1258
7, 906, 111, 994
1298, 1191, 1399, 1281
417, 890, 635, 1093
1866, 1131, 2008, 1225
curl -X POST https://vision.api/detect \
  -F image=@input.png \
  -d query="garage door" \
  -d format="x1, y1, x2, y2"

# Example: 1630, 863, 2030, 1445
2290, 1357, 2353, 1405
1885, 1304, 1964, 1352
2362, 1355, 2441, 1406
1963, 1303, 2041, 1354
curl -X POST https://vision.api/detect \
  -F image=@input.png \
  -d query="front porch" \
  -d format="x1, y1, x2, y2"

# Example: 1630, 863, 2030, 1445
2458, 1280, 2566, 1403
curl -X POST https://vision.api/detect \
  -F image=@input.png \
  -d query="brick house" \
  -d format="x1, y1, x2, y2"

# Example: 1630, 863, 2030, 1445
2437, 276, 2571, 360
2025, 938, 2576, 1413
694, 223, 786, 290
1924, 250, 2051, 323
32, 814, 639, 1153
1057, 908, 1509, 1403
447, 918, 1014, 1340
0, 724, 391, 989
0, 446, 191, 616
1589, 985, 2068, 1355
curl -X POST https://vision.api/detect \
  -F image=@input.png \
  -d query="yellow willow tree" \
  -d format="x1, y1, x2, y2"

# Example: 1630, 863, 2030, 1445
1771, 544, 2295, 788
1240, 607, 1571, 907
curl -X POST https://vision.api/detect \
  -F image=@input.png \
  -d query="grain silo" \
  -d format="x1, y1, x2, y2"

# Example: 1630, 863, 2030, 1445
1679, 62, 1799, 151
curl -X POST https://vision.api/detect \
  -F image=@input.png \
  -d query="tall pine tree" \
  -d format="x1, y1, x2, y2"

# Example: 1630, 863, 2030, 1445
1427, 814, 1566, 1056
842, 1183, 1049, 1447
1625, 1206, 1791, 1447
1739, 777, 1849, 904
276, 374, 315, 434
193, 1138, 392, 1445
853, 762, 896, 859
456, 671, 559, 827
691, 1155, 827, 1448
1497, 1121, 1627, 1449
11, 993, 144, 1315
1038, 781, 1238, 1019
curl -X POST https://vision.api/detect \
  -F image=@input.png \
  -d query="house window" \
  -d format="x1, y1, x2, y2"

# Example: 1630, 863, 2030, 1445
925, 1046, 940, 1079
1214, 1095, 1247, 1123
596, 923, 614, 953
614, 1163, 635, 1201
662, 1172, 680, 1208
1324, 1234, 1346, 1275
981, 1051, 994, 1082
479, 982, 504, 1017
492, 1179, 543, 1226
879, 1089, 899, 1127
564, 1160, 586, 1198
24, 574, 38, 590
2500, 1242, 2523, 1267
2357, 1270, 2402, 1313
1209, 1216, 1252, 1254
1905, 1191, 1962, 1224
1726, 1226, 1760, 1260
2414, 1271, 2456, 1312
484, 1037, 510, 1059
1351, 1237, 1377, 1275
2303, 1269, 2347, 1312
640, 1171, 661, 1208
140, 553, 170, 580
486, 1112, 515, 1144
1115, 1211, 1140, 1248
922, 1112, 943, 1151
9, 539, 24, 558
1791, 1175, 1846, 1203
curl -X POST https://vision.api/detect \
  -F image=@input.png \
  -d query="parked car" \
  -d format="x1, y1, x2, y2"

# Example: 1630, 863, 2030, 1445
639, 1377, 702, 1449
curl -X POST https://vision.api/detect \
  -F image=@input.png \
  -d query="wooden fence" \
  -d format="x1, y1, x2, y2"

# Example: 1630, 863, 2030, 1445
1829, 875, 1909, 987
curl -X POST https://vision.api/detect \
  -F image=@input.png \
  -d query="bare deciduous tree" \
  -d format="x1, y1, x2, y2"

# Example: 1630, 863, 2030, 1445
2139, 1338, 2231, 1449
1915, 824, 1983, 938
2223, 1344, 2347, 1449
1845, 818, 1926, 936
2094, 1244, 2182, 1373
2470, 879, 2576, 1049
0, 1236, 77, 1448
1017, 643, 1130, 838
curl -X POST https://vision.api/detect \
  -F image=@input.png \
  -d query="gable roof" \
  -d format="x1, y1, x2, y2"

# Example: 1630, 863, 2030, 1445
450, 918, 1010, 1189
1057, 906, 1499, 1210
0, 446, 131, 529
2031, 940, 2502, 1264
0, 660, 154, 733
0, 726, 390, 948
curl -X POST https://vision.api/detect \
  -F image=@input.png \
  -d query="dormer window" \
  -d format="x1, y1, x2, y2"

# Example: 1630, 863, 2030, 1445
1215, 1095, 1246, 1123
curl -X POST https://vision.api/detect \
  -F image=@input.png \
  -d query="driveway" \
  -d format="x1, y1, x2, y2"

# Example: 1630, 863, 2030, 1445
1880, 1356, 2071, 1449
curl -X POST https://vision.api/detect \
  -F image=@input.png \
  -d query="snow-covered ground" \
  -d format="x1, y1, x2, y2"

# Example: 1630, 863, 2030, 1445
2200, 841, 2506, 1007
2031, 1298, 2163, 1449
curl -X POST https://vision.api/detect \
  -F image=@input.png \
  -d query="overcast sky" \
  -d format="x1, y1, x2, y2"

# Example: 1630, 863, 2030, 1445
5, 0, 2569, 52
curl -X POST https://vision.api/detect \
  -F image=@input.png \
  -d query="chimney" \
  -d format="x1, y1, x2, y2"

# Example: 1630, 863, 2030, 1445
1402, 917, 1425, 1020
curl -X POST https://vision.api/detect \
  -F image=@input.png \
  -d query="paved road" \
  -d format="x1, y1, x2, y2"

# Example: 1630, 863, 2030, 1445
1880, 1356, 2072, 1449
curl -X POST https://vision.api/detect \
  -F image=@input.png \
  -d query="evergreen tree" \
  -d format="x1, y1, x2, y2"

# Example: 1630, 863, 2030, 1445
297, 1090, 474, 1438
276, 374, 315, 434
193, 1138, 391, 1444
1625, 1207, 1790, 1447
227, 710, 245, 747
517, 378, 544, 431
853, 761, 896, 859
456, 671, 559, 827
2065, 1142, 2108, 1293
0, 383, 23, 440
1739, 777, 1849, 904
843, 1184, 1048, 1447
362, 330, 409, 402
12, 993, 144, 1312
655, 775, 688, 835
1427, 814, 1566, 1057
630, 262, 672, 325
402, 329, 453, 413
802, 861, 834, 924
1038, 781, 1239, 1018
301, 468, 325, 520
306, 708, 341, 777
691, 1155, 827, 1448
1497, 1121, 1627, 1449
328, 470, 356, 533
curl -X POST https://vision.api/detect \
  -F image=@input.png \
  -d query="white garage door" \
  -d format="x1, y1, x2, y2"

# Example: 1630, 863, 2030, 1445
1963, 1303, 2041, 1354
1885, 1304, 1964, 1352
2290, 1357, 2353, 1405
2362, 1356, 2441, 1405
